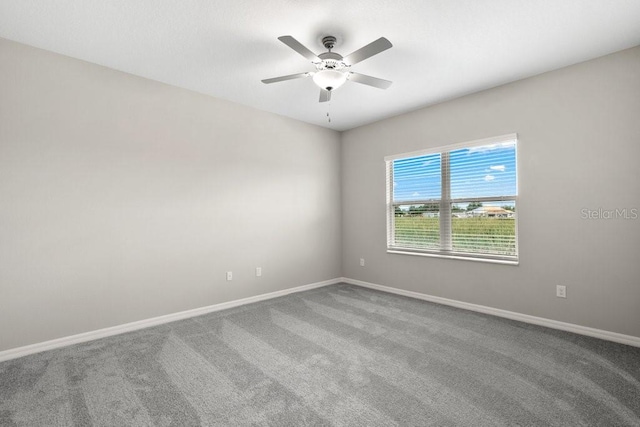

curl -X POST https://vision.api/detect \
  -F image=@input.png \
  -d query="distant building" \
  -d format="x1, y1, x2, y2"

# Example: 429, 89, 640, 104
421, 212, 439, 218
468, 206, 514, 218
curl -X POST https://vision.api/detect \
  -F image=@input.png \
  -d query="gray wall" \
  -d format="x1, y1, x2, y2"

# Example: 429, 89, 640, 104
2, 37, 638, 354
0, 38, 342, 352
342, 46, 640, 338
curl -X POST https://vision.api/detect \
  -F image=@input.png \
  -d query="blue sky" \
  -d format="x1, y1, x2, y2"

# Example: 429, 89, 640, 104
393, 141, 517, 203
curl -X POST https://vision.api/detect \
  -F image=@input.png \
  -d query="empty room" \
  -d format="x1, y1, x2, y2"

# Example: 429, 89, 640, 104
1, 1, 639, 426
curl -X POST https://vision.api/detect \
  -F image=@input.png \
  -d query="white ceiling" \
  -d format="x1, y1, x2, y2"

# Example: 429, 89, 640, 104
1, 1, 640, 131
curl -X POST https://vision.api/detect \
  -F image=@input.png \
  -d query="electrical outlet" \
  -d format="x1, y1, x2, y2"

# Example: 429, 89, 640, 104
256, 267, 262, 277
226, 271, 233, 281
556, 285, 566, 298
360, 258, 365, 267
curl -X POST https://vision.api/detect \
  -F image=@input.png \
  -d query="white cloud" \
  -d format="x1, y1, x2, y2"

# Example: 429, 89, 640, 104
490, 165, 505, 172
467, 141, 516, 154
484, 175, 495, 182
412, 192, 420, 197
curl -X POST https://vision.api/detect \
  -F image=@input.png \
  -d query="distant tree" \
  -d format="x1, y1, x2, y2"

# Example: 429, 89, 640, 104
406, 203, 440, 216
422, 202, 439, 212
452, 204, 465, 213
502, 205, 515, 212
408, 205, 425, 216
467, 202, 483, 211
395, 206, 405, 216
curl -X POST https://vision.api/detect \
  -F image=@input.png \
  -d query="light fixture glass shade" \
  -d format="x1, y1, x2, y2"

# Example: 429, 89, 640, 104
313, 70, 347, 91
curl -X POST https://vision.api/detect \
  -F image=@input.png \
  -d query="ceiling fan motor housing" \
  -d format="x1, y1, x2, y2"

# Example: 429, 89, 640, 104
316, 36, 349, 73
316, 52, 348, 70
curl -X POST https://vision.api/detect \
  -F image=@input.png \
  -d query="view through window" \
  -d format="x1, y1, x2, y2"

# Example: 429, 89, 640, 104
386, 134, 518, 262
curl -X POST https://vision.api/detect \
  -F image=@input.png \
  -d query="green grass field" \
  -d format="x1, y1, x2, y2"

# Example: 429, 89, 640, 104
394, 216, 516, 255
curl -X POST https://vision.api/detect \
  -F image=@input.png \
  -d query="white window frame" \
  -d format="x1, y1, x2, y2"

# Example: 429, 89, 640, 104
385, 134, 519, 265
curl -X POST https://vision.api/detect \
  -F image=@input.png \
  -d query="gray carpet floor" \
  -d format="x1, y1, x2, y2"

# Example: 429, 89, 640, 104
1, 283, 639, 426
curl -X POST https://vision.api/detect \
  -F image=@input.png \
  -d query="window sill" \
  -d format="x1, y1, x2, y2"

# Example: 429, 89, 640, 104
387, 249, 519, 265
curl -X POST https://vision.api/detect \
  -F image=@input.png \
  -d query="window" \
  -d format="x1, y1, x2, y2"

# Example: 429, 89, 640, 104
386, 134, 518, 263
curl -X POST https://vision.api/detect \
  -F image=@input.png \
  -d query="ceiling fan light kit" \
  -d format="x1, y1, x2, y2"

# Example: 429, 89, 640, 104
262, 34, 393, 103
312, 70, 347, 91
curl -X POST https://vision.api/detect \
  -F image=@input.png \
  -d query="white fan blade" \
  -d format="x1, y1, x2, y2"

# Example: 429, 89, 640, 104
262, 72, 311, 84
348, 72, 392, 89
343, 37, 392, 66
319, 89, 332, 102
278, 36, 320, 62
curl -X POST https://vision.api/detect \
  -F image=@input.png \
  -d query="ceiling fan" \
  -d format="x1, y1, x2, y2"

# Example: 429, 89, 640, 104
262, 35, 393, 102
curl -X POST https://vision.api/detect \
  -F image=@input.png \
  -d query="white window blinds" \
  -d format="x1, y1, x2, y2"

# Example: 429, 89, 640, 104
386, 134, 518, 262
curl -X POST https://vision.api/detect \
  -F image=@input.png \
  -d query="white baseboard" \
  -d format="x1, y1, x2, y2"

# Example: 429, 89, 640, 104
0, 278, 341, 363
341, 277, 640, 348
3, 276, 638, 363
